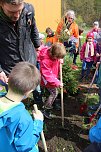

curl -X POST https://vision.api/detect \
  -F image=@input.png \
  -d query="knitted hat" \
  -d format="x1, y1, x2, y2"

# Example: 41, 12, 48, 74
86, 32, 94, 39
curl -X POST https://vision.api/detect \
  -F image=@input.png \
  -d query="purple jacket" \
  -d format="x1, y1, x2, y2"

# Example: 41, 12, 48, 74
96, 43, 101, 62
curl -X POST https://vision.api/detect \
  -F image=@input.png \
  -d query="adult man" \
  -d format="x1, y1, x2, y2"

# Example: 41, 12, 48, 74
0, 0, 40, 83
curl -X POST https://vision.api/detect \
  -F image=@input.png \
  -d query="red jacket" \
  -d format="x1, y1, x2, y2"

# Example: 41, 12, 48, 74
80, 42, 96, 62
39, 47, 61, 88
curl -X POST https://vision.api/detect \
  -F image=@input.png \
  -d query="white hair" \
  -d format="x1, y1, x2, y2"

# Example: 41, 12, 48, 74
65, 10, 75, 19
93, 21, 99, 27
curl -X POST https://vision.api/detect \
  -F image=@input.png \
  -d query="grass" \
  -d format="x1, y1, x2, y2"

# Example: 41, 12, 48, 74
87, 94, 99, 106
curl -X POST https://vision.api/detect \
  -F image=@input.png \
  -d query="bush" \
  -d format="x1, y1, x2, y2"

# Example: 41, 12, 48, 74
62, 55, 79, 95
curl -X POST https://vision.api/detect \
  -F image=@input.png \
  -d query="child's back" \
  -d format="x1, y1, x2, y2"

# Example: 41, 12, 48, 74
0, 62, 43, 152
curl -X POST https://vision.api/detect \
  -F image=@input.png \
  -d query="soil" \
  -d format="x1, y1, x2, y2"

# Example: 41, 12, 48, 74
37, 83, 99, 152
22, 76, 98, 152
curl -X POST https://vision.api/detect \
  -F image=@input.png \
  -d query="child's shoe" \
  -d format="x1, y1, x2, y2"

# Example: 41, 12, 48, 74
44, 105, 53, 110
41, 109, 52, 119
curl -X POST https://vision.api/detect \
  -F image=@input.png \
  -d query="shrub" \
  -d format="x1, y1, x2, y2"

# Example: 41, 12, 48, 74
62, 55, 79, 95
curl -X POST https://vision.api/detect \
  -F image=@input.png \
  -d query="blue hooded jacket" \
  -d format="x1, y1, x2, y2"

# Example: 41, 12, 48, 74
0, 102, 43, 152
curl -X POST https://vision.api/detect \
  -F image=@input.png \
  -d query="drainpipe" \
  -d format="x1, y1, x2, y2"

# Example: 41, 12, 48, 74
61, 0, 64, 17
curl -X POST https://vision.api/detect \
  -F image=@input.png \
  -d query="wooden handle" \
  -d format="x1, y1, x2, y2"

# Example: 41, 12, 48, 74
90, 104, 101, 122
60, 63, 64, 127
89, 65, 99, 88
33, 104, 48, 152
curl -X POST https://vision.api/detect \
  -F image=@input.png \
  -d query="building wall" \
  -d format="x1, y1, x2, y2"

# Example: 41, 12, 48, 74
25, 0, 61, 32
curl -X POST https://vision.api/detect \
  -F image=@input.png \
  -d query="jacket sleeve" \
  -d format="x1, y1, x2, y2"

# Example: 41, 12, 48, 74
30, 5, 40, 48
94, 43, 97, 62
55, 19, 64, 37
89, 117, 101, 143
97, 64, 101, 88
0, 65, 3, 72
14, 119, 43, 152
80, 43, 86, 60
41, 59, 61, 87
72, 23, 79, 48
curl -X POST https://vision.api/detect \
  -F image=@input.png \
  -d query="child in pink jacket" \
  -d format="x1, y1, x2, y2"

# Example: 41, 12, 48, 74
80, 32, 96, 80
39, 42, 66, 111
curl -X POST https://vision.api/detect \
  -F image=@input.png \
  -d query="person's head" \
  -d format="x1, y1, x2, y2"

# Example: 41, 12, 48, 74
86, 32, 94, 42
39, 33, 45, 45
8, 62, 40, 96
46, 27, 54, 36
65, 10, 75, 24
93, 21, 99, 29
49, 42, 66, 59
0, 0, 24, 22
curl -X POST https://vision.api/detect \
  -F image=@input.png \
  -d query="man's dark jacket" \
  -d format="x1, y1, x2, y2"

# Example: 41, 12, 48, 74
0, 3, 40, 75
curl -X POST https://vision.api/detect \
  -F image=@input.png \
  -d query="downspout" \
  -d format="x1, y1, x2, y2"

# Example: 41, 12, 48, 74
61, 0, 64, 17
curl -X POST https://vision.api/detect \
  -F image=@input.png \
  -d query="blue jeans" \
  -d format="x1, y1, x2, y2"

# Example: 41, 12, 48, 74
81, 61, 94, 78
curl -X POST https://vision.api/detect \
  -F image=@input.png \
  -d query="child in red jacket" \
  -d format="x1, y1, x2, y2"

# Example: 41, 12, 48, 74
80, 32, 96, 80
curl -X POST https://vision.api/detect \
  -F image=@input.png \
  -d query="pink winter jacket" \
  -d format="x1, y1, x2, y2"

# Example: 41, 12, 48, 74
39, 47, 61, 88
80, 42, 96, 62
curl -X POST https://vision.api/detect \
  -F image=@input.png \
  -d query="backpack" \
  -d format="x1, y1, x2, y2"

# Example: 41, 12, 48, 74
24, 3, 34, 27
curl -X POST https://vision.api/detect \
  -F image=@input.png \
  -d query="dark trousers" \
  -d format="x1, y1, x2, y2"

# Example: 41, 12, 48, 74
81, 61, 94, 78
98, 88, 101, 103
73, 52, 78, 65
83, 142, 101, 152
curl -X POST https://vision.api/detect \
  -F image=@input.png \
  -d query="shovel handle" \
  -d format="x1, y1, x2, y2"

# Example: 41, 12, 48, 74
60, 63, 64, 127
84, 65, 99, 103
89, 65, 99, 88
33, 104, 48, 152
90, 104, 101, 122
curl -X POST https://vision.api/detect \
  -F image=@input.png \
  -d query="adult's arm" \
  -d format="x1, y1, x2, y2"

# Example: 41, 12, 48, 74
30, 5, 40, 48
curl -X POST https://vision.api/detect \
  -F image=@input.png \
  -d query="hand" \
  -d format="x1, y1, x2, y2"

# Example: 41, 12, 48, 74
60, 82, 63, 88
0, 71, 8, 83
96, 53, 100, 57
35, 47, 40, 52
96, 62, 100, 68
75, 48, 78, 53
32, 110, 44, 121
60, 59, 63, 64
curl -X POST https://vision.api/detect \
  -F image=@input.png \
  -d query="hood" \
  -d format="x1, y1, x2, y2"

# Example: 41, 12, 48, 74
39, 46, 51, 61
0, 102, 24, 129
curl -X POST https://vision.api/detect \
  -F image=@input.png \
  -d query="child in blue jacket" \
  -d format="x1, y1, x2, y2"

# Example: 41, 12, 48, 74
83, 62, 101, 152
0, 62, 43, 152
